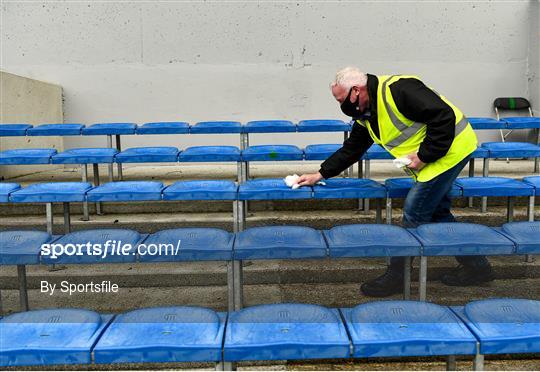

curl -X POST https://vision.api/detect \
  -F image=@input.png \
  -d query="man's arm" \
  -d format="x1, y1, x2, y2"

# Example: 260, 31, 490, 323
318, 122, 373, 179
390, 78, 456, 164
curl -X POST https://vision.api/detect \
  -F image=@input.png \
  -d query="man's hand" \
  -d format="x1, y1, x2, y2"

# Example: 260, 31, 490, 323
406, 153, 426, 171
297, 172, 324, 186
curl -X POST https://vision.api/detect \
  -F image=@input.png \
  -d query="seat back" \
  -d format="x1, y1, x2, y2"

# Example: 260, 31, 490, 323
493, 97, 533, 119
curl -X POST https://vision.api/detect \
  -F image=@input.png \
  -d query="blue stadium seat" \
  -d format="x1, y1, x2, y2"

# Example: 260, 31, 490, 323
0, 230, 51, 265
224, 303, 350, 361
178, 146, 241, 162
411, 222, 515, 256
42, 229, 142, 264
82, 122, 136, 135
10, 182, 92, 203
162, 180, 237, 200
86, 181, 164, 201
27, 123, 84, 136
523, 176, 540, 193
499, 222, 540, 254
93, 306, 225, 364
243, 120, 296, 133
385, 177, 461, 198
297, 119, 350, 132
238, 178, 311, 200
242, 145, 303, 161
470, 147, 489, 159
452, 298, 540, 355
303, 144, 341, 160
0, 183, 21, 202
0, 309, 112, 367
189, 121, 242, 134
481, 142, 540, 158
455, 177, 534, 197
136, 121, 190, 134
324, 224, 421, 258
0, 124, 32, 136
139, 228, 234, 261
363, 144, 393, 160
115, 147, 179, 163
234, 226, 327, 259
503, 117, 540, 129
341, 301, 477, 358
52, 148, 118, 164
468, 117, 506, 130
0, 148, 57, 165
313, 178, 386, 199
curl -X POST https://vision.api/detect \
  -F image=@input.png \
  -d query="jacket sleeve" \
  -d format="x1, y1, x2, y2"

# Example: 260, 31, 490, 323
389, 78, 456, 163
318, 122, 373, 179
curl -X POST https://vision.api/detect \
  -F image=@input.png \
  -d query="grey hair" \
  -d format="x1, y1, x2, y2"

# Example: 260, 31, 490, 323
332, 66, 368, 91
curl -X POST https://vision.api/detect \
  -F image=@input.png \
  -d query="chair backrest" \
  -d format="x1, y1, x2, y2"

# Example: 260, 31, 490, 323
493, 97, 533, 119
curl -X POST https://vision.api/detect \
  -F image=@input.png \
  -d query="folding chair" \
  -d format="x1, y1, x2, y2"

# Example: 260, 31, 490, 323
493, 97, 539, 171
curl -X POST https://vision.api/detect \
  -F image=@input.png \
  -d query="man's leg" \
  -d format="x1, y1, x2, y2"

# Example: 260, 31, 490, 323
361, 158, 469, 297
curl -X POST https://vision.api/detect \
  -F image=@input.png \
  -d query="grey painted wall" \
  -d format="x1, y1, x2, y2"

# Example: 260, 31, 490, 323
1, 1, 537, 150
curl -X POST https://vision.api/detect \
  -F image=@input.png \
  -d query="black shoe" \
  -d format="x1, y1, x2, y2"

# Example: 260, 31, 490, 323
361, 269, 403, 297
441, 264, 494, 286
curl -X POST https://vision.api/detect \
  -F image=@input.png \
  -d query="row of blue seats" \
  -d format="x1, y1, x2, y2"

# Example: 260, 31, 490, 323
1, 221, 538, 265
1, 298, 538, 367
1, 117, 539, 137
1, 176, 538, 203
2, 142, 540, 165
0, 120, 349, 136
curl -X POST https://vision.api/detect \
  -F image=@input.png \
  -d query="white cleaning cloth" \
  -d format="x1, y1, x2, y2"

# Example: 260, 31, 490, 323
392, 157, 412, 169
284, 174, 326, 189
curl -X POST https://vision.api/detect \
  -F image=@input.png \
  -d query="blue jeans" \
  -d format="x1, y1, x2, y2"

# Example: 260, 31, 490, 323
389, 155, 490, 273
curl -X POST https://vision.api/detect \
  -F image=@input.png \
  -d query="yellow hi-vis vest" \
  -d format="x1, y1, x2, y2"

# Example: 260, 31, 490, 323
358, 75, 478, 182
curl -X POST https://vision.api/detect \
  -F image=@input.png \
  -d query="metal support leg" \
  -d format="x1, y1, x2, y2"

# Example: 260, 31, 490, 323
357, 161, 364, 210
446, 355, 457, 371
229, 201, 239, 312
526, 195, 534, 263
468, 159, 475, 208
81, 164, 89, 221
344, 132, 352, 177
240, 133, 249, 180
419, 256, 427, 301
528, 195, 535, 221
46, 203, 53, 235
535, 128, 540, 173
403, 257, 411, 300
233, 200, 245, 310
107, 135, 114, 181
93, 163, 103, 215
363, 160, 371, 213
506, 197, 514, 223
63, 202, 71, 234
481, 158, 489, 213
386, 198, 392, 225
115, 135, 123, 180
375, 199, 382, 224
17, 265, 29, 311
473, 346, 484, 371
0, 289, 3, 316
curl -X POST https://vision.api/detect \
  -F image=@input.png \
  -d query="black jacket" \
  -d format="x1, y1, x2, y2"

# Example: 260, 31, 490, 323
319, 74, 457, 179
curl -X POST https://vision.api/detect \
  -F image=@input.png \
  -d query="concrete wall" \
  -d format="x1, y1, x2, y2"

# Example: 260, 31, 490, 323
1, 1, 536, 150
0, 72, 63, 179
528, 0, 540, 117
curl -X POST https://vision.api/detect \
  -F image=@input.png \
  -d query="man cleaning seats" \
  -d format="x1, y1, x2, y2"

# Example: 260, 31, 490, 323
298, 67, 494, 297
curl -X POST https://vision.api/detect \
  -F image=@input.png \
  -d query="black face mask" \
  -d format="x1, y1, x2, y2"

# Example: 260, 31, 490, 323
340, 87, 363, 119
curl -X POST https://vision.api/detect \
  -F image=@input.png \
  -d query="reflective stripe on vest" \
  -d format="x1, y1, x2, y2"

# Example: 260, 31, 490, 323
380, 76, 468, 150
